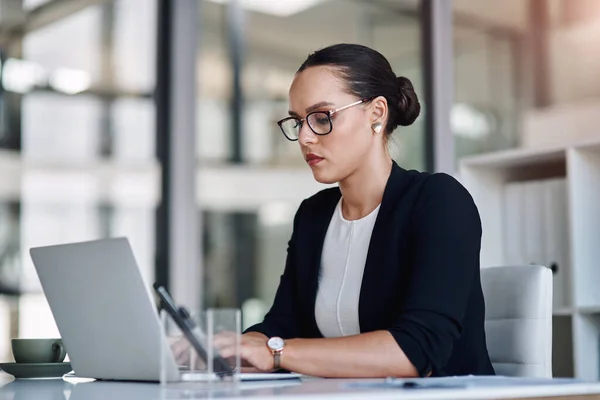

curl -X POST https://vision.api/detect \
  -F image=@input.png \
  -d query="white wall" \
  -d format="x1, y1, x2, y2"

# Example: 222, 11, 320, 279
523, 13, 600, 148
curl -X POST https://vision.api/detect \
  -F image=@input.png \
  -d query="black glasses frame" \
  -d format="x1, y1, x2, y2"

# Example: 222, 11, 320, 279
277, 98, 371, 141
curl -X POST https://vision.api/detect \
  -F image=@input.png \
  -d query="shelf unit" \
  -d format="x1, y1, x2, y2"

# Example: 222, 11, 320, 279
460, 139, 600, 381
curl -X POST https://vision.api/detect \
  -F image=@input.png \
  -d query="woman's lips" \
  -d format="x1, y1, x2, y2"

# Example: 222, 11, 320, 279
306, 154, 324, 166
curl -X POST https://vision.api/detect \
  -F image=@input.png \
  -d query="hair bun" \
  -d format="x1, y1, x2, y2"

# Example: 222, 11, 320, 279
396, 76, 421, 126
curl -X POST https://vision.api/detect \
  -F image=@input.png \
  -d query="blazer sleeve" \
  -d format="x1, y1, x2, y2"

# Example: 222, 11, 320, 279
243, 200, 305, 339
387, 173, 482, 376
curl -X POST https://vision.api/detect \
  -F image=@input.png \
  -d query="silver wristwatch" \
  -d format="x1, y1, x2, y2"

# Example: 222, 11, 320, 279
267, 337, 285, 370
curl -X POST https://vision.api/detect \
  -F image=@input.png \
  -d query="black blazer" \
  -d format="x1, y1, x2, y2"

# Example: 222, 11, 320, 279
246, 162, 495, 377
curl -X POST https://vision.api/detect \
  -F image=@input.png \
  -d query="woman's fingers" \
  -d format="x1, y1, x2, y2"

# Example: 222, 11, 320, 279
212, 331, 246, 359
189, 353, 207, 370
170, 332, 270, 371
169, 335, 194, 365
218, 342, 240, 359
212, 331, 238, 350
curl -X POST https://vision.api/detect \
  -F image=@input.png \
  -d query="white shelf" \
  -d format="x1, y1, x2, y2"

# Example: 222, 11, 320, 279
573, 314, 600, 381
567, 146, 600, 309
460, 140, 600, 380
461, 144, 567, 169
461, 138, 600, 168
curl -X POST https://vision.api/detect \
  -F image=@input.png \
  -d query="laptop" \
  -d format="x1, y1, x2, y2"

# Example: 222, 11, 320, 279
30, 238, 180, 381
30, 237, 301, 382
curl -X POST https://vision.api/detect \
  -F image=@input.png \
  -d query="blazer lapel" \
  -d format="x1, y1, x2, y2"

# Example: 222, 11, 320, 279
358, 161, 412, 332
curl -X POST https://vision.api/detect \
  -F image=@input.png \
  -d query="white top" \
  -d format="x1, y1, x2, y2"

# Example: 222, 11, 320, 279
315, 198, 380, 338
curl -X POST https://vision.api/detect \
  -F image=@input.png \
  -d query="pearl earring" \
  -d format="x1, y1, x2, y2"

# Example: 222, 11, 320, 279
371, 122, 383, 134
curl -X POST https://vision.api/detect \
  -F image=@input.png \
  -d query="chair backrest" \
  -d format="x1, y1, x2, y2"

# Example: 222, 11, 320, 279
481, 265, 553, 378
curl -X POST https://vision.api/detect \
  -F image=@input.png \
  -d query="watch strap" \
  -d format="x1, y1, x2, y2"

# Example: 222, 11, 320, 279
273, 351, 282, 370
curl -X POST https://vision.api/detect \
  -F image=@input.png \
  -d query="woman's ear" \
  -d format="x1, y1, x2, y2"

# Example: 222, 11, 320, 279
370, 96, 388, 125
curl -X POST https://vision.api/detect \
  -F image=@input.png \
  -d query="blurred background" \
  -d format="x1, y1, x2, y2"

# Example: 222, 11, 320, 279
0, 0, 599, 380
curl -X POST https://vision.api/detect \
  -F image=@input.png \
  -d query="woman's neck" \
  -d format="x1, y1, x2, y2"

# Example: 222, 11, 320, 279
338, 151, 393, 221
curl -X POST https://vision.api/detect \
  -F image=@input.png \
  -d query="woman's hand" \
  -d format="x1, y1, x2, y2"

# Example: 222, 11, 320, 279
168, 335, 207, 369
216, 332, 274, 372
240, 333, 275, 372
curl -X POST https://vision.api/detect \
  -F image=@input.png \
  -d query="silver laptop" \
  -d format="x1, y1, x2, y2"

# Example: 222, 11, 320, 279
30, 237, 302, 382
30, 237, 180, 381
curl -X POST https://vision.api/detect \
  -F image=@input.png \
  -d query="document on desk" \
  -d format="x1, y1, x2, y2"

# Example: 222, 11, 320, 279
345, 375, 584, 390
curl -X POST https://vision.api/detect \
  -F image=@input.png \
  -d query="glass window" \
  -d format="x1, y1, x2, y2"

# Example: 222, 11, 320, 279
452, 3, 523, 164
0, 0, 158, 361
111, 98, 155, 161
197, 0, 424, 312
22, 93, 103, 161
453, 25, 520, 163
23, 6, 103, 88
112, 0, 157, 93
198, 0, 424, 168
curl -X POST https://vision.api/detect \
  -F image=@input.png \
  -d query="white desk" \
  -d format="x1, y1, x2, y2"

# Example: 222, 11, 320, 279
3, 373, 600, 400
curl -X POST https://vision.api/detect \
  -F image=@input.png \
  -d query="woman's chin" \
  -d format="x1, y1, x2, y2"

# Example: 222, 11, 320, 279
311, 169, 339, 185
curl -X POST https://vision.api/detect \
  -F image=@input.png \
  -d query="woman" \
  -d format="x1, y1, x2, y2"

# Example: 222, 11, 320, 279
233, 44, 494, 378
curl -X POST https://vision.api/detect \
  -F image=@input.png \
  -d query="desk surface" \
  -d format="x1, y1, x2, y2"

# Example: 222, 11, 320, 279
2, 373, 600, 400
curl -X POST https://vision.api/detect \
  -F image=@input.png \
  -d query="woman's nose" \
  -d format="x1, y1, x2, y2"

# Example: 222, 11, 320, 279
298, 122, 317, 145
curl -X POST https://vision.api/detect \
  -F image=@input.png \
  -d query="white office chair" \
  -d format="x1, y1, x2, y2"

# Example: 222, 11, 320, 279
481, 265, 553, 378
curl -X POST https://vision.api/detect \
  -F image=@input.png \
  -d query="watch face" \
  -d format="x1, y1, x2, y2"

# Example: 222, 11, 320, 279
267, 337, 285, 351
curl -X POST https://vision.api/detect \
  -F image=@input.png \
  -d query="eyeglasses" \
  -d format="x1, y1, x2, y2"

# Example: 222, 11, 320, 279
277, 98, 371, 141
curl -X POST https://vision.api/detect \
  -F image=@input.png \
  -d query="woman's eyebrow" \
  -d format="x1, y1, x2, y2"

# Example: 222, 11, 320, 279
306, 101, 334, 113
288, 101, 334, 117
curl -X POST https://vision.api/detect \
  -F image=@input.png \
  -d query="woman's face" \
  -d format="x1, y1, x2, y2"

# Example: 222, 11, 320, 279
288, 66, 384, 184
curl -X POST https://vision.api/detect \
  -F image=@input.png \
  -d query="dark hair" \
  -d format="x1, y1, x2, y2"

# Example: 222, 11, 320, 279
298, 43, 420, 134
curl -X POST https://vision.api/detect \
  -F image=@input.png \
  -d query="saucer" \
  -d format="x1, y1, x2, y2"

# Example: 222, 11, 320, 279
0, 362, 72, 379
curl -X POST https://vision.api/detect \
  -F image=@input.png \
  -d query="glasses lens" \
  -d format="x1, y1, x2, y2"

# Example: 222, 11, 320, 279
279, 118, 300, 140
307, 112, 332, 135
